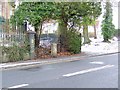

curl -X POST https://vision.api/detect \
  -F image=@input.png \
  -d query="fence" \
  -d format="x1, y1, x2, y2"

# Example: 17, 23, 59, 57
1, 24, 30, 63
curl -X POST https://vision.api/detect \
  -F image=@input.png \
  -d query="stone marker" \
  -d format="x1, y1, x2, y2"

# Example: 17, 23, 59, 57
51, 43, 57, 57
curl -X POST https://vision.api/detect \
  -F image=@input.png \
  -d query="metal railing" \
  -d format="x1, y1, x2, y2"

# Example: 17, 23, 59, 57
1, 24, 30, 62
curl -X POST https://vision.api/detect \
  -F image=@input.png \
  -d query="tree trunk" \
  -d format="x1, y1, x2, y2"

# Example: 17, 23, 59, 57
58, 21, 68, 52
35, 27, 39, 48
93, 24, 97, 39
34, 26, 40, 58
38, 23, 42, 45
103, 37, 109, 42
103, 30, 109, 42
83, 25, 91, 44
34, 23, 43, 58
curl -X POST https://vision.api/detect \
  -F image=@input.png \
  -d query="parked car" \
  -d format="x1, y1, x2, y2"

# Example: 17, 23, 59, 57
39, 37, 53, 48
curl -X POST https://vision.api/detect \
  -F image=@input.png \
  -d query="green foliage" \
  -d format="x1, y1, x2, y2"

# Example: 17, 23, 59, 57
10, 2, 55, 27
101, 2, 115, 42
10, 2, 56, 50
91, 2, 102, 20
55, 2, 101, 45
67, 30, 81, 54
2, 42, 29, 62
10, 2, 102, 54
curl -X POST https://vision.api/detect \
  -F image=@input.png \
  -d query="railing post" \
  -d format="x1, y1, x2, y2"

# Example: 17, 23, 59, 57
27, 30, 36, 59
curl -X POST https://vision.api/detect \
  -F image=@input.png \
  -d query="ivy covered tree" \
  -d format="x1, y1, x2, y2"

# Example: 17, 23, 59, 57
101, 2, 115, 42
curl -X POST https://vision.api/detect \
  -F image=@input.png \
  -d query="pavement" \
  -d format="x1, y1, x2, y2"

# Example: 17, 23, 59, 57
0, 38, 119, 70
2, 53, 118, 88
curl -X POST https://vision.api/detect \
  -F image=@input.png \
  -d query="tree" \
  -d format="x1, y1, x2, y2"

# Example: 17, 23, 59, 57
76, 2, 101, 44
53, 2, 83, 51
10, 2, 56, 57
82, 16, 92, 44
55, 2, 97, 45
80, 2, 98, 44
11, 2, 102, 55
91, 2, 102, 39
101, 2, 115, 42
11, 2, 53, 47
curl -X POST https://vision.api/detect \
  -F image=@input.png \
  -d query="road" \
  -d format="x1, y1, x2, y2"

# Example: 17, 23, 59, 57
2, 53, 118, 88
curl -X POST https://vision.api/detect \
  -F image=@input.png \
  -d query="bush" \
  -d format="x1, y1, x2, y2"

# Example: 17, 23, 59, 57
2, 43, 29, 62
67, 31, 82, 54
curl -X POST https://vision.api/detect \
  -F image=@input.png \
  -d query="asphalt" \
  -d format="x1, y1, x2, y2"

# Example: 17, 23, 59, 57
0, 52, 119, 71
1, 53, 118, 88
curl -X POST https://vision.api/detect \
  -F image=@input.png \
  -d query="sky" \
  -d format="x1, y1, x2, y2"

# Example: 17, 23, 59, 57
110, 0, 119, 29
112, 5, 118, 29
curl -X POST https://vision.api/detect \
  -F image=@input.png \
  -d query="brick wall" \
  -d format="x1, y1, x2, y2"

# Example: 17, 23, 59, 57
0, 1, 13, 33
0, 1, 12, 19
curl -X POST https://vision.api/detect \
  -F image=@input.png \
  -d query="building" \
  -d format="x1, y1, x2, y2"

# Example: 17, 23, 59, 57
0, 1, 12, 20
0, 0, 13, 35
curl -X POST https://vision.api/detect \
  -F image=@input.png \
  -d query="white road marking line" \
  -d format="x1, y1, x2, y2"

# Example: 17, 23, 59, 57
8, 84, 29, 89
63, 65, 114, 77
90, 61, 104, 65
